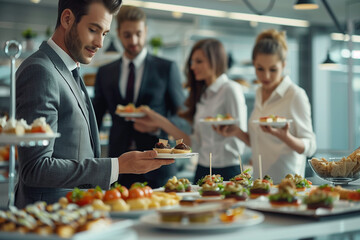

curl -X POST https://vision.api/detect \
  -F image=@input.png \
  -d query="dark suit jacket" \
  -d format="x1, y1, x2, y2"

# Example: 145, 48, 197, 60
15, 42, 112, 208
93, 53, 185, 188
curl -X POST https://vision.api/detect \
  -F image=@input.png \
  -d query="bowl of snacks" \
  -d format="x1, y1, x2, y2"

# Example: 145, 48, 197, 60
308, 154, 360, 185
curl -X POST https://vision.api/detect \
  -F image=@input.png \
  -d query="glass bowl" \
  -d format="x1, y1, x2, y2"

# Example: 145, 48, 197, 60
308, 158, 360, 185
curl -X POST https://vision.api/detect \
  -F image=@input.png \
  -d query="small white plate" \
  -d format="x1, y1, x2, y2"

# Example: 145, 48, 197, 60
252, 119, 293, 128
116, 112, 146, 118
140, 209, 264, 231
199, 119, 238, 126
155, 153, 198, 159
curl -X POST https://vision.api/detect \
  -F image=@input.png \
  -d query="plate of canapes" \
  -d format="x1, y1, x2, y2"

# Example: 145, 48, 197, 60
115, 103, 147, 118
153, 176, 201, 197
0, 117, 60, 145
153, 139, 198, 159
140, 203, 264, 231
199, 114, 238, 126
252, 115, 292, 128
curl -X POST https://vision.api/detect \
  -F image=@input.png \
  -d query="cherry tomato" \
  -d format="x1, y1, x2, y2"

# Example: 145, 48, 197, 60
87, 188, 104, 200
130, 182, 144, 189
118, 186, 129, 200
142, 186, 153, 198
76, 192, 94, 206
103, 189, 121, 202
66, 191, 73, 203
128, 188, 145, 199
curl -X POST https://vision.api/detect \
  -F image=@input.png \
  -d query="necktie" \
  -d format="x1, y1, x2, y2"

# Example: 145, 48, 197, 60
125, 62, 135, 104
71, 67, 82, 88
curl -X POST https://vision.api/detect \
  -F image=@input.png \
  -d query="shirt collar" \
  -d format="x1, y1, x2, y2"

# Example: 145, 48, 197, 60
206, 73, 228, 94
47, 38, 78, 72
122, 48, 147, 69
273, 75, 291, 97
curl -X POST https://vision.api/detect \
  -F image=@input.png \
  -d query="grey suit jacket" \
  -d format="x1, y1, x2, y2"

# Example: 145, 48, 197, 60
15, 42, 112, 208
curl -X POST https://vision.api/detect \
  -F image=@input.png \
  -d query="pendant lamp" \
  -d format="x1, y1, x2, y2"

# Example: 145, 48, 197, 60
293, 0, 319, 10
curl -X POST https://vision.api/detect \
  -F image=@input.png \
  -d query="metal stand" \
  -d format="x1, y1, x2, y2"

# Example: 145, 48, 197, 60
4, 40, 22, 207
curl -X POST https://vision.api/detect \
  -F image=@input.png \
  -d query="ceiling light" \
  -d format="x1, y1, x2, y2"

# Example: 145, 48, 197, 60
319, 50, 340, 70
293, 0, 319, 10
172, 12, 183, 19
331, 33, 360, 43
126, 0, 310, 28
30, 0, 41, 3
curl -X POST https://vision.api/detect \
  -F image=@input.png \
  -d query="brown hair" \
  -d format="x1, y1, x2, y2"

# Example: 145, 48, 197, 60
56, 0, 121, 29
252, 29, 288, 63
179, 39, 227, 123
116, 5, 146, 29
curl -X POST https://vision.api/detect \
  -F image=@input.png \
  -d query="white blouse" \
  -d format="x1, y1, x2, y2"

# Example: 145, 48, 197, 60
249, 76, 317, 183
191, 73, 247, 168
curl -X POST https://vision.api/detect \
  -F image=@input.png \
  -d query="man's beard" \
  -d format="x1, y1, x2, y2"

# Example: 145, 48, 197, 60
65, 24, 89, 64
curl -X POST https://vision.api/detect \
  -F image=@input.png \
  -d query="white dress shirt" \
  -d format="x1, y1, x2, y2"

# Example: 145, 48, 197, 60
191, 73, 247, 168
249, 76, 316, 183
120, 48, 147, 103
47, 38, 119, 184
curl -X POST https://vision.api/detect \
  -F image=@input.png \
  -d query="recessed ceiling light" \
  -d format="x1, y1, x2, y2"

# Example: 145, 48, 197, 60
30, 0, 41, 3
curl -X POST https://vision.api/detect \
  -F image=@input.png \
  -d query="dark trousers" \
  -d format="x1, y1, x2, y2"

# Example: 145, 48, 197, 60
194, 164, 241, 184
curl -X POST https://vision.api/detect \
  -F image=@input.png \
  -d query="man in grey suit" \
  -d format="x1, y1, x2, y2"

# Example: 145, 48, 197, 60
15, 0, 174, 209
93, 6, 186, 188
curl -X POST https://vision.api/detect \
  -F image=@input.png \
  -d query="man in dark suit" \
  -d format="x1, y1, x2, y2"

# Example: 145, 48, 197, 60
93, 6, 185, 188
15, 0, 174, 208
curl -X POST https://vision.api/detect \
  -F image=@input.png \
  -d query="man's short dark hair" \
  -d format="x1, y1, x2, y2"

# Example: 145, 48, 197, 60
55, 0, 122, 29
116, 5, 146, 29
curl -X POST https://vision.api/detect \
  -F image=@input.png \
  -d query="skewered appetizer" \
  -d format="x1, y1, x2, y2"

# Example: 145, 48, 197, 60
249, 179, 271, 199
164, 176, 191, 192
222, 181, 249, 201
230, 169, 253, 187
197, 174, 223, 186
153, 139, 172, 153
284, 174, 312, 191
269, 179, 300, 207
173, 139, 191, 153
303, 189, 337, 209
262, 175, 274, 186
200, 181, 224, 197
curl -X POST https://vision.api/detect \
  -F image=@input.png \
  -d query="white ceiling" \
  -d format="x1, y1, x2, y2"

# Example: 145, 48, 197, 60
2, 0, 360, 30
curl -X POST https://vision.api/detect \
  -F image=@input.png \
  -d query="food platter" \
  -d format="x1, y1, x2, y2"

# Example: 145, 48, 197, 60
116, 112, 146, 118
0, 219, 133, 240
199, 119, 238, 126
155, 153, 198, 159
0, 133, 61, 146
140, 209, 264, 231
252, 119, 293, 128
237, 195, 360, 219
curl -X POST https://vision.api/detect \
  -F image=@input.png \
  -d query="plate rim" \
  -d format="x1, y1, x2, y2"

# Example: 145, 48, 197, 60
155, 152, 198, 159
116, 112, 146, 118
199, 118, 239, 125
139, 209, 264, 230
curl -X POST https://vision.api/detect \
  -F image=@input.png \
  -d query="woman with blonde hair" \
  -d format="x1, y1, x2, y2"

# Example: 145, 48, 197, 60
214, 29, 316, 183
134, 38, 247, 182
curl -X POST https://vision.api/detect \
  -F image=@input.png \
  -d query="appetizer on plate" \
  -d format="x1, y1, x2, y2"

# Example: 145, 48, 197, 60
115, 103, 147, 114
284, 174, 312, 191
303, 189, 337, 210
197, 174, 223, 186
164, 176, 192, 193
259, 115, 286, 123
204, 113, 234, 122
153, 139, 172, 153
262, 175, 274, 186
249, 179, 271, 199
222, 181, 249, 201
173, 139, 191, 153
200, 181, 224, 197
230, 169, 253, 187
268, 179, 300, 207
1, 117, 53, 135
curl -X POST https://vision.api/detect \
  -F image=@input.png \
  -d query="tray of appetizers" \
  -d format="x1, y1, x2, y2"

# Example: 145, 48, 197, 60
139, 204, 264, 231
0, 133, 61, 145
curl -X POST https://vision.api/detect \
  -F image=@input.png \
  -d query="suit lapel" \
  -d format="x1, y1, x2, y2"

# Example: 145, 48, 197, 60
39, 42, 96, 155
136, 54, 152, 105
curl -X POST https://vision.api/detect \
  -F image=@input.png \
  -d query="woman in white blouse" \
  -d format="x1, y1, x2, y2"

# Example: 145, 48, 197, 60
214, 29, 316, 183
133, 39, 247, 182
